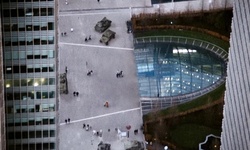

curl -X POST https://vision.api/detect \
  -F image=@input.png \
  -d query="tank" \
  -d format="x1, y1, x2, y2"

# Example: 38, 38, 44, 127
125, 140, 145, 150
60, 73, 68, 94
97, 142, 111, 150
95, 17, 112, 33
99, 29, 116, 45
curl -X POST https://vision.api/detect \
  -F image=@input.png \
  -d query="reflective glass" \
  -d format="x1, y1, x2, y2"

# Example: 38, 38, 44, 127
134, 42, 226, 97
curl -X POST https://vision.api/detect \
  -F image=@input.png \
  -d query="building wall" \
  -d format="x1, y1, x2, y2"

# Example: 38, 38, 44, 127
0, 11, 6, 150
221, 0, 250, 149
1, 0, 57, 150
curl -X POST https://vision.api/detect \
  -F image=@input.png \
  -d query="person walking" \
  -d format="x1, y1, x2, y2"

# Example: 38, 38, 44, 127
68, 118, 70, 123
87, 70, 93, 76
65, 66, 68, 73
73, 91, 76, 96
65, 119, 67, 124
104, 101, 109, 107
76, 92, 79, 96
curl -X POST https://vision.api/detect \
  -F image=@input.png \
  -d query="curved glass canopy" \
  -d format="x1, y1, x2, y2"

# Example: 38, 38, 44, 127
134, 41, 226, 98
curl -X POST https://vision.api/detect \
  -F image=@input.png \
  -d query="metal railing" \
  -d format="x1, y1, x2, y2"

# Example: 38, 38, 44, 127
134, 36, 228, 62
134, 36, 228, 114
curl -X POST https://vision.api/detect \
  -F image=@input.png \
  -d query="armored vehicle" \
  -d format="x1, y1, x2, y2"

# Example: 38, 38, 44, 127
125, 140, 145, 150
60, 73, 68, 94
99, 29, 116, 45
95, 17, 112, 33
97, 142, 111, 150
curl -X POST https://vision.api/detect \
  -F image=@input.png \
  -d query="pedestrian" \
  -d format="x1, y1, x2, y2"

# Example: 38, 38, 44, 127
88, 35, 92, 40
93, 130, 97, 135
71, 28, 74, 32
68, 118, 70, 123
76, 92, 79, 96
99, 129, 103, 137
65, 119, 67, 124
116, 70, 120, 78
134, 129, 138, 135
87, 70, 93, 76
83, 123, 86, 128
104, 101, 109, 107
73, 91, 76, 96
85, 37, 88, 42
64, 32, 67, 36
65, 66, 68, 73
119, 71, 123, 77
61, 32, 63, 36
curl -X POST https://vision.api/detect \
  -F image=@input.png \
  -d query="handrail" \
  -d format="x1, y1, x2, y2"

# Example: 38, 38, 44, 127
134, 36, 228, 62
134, 36, 228, 114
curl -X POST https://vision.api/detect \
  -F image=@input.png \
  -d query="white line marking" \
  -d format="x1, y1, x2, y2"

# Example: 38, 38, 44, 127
59, 9, 129, 17
60, 107, 141, 126
60, 42, 134, 51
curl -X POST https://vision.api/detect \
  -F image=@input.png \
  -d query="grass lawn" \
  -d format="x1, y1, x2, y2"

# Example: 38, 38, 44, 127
146, 103, 223, 150
169, 124, 221, 150
144, 84, 225, 121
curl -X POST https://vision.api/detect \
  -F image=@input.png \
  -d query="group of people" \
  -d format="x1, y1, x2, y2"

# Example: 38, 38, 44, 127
73, 91, 79, 96
87, 70, 93, 76
61, 32, 67, 36
85, 35, 92, 42
65, 118, 70, 124
83, 123, 91, 131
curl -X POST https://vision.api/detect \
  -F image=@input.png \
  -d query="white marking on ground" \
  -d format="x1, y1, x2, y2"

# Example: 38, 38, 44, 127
59, 9, 129, 16
60, 42, 134, 50
60, 107, 140, 125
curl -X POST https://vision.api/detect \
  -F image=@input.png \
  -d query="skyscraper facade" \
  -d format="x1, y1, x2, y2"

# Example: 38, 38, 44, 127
221, 0, 250, 149
0, 0, 57, 150
0, 11, 6, 150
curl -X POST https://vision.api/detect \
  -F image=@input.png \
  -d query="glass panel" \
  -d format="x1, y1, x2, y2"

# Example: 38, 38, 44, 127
4, 52, 11, 60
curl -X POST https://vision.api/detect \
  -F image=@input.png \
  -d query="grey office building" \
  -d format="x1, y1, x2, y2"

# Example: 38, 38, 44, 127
221, 0, 250, 149
0, 0, 57, 150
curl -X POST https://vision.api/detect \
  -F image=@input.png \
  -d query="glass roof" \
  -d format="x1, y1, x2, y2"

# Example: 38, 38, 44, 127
134, 42, 226, 98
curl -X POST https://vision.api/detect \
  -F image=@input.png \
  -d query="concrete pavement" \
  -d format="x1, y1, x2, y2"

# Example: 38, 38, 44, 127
58, 1, 146, 150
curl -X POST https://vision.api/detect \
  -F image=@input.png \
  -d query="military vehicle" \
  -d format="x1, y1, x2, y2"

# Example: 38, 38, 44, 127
97, 142, 111, 150
125, 140, 145, 150
99, 29, 116, 45
60, 73, 68, 94
95, 17, 112, 33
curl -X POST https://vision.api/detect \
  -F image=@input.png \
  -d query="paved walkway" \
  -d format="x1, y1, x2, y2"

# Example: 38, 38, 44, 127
58, 1, 147, 150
